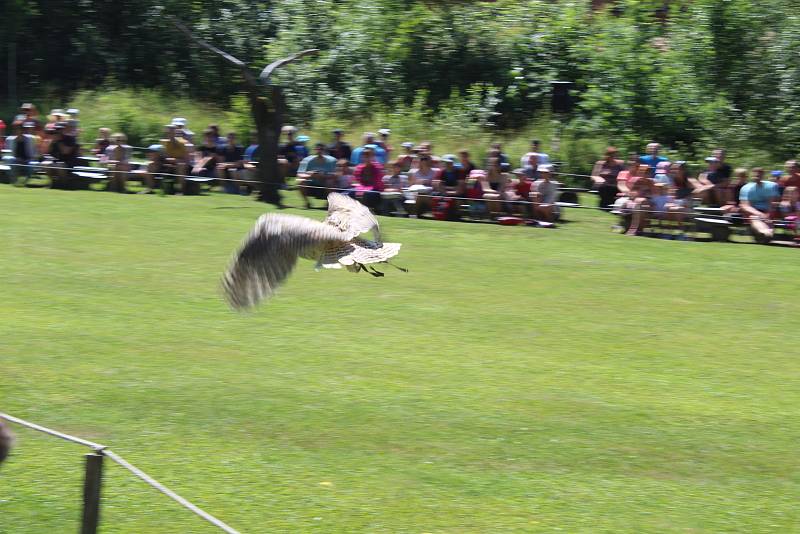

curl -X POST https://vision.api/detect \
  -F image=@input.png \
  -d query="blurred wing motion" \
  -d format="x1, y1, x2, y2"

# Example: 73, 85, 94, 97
222, 194, 403, 310
222, 214, 348, 309
324, 191, 380, 241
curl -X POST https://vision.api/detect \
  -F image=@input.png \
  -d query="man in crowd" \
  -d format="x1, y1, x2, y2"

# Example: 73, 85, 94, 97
639, 142, 668, 177
297, 143, 337, 208
739, 167, 780, 243
696, 155, 731, 206
377, 128, 393, 161
48, 124, 81, 189
350, 132, 387, 165
520, 139, 550, 167
590, 146, 624, 209
327, 129, 352, 161
278, 126, 308, 177
217, 132, 245, 194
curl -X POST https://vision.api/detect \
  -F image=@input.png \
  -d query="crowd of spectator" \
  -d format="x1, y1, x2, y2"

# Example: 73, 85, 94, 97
3, 102, 799, 244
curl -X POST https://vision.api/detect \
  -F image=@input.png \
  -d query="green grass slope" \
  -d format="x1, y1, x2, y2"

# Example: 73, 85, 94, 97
1, 187, 798, 533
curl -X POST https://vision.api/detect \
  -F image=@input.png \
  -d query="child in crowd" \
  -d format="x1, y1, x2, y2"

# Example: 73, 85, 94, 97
382, 160, 408, 214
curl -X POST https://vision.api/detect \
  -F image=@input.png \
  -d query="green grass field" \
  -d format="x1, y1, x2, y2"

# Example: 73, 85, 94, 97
2, 186, 799, 533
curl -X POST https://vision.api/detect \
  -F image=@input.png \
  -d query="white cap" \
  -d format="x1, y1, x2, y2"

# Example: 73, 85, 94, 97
172, 117, 187, 126
537, 164, 553, 172
378, 128, 391, 136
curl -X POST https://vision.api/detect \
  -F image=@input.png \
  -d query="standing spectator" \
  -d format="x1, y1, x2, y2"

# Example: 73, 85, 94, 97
4, 122, 38, 185
532, 165, 560, 222
217, 132, 245, 194
739, 167, 781, 243
377, 128, 393, 161
278, 125, 303, 177
105, 132, 133, 193
208, 124, 226, 149
350, 133, 387, 165
326, 129, 352, 161
520, 139, 550, 167
590, 147, 624, 209
297, 142, 337, 208
172, 118, 194, 142
780, 160, 800, 189
639, 142, 668, 176
488, 142, 509, 167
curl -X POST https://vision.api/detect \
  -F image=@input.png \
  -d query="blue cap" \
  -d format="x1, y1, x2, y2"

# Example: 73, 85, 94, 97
771, 170, 782, 177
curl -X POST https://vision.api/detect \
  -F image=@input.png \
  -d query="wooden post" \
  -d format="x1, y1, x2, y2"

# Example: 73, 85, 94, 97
80, 452, 104, 534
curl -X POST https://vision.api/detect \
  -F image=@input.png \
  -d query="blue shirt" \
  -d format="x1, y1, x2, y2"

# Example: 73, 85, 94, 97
297, 154, 337, 174
739, 180, 780, 212
244, 144, 259, 162
350, 144, 387, 165
640, 155, 668, 175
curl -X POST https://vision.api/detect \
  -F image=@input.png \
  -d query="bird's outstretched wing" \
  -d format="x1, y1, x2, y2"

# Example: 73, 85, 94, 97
222, 214, 348, 310
324, 192, 380, 241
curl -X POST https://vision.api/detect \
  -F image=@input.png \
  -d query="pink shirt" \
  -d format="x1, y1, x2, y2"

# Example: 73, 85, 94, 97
354, 162, 385, 191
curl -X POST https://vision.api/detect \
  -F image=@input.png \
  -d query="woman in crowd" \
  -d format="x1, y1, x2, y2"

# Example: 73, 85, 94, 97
590, 146, 625, 209
624, 164, 655, 236
407, 154, 438, 216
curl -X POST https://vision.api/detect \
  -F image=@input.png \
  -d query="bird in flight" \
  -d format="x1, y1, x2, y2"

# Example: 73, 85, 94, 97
222, 193, 404, 309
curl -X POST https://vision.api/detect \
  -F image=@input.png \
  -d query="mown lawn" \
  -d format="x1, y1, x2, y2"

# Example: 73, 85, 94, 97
1, 186, 798, 533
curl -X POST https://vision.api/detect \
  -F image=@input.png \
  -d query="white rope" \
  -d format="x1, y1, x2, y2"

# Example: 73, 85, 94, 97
1, 413, 243, 534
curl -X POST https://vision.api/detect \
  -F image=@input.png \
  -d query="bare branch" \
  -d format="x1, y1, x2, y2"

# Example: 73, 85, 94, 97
171, 18, 258, 88
259, 49, 320, 86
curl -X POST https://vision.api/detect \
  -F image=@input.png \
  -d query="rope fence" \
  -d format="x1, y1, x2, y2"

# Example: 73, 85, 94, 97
1, 161, 794, 226
0, 412, 242, 534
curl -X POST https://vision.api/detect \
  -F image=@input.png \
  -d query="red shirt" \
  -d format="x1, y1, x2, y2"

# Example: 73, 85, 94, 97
353, 162, 385, 191
516, 178, 533, 198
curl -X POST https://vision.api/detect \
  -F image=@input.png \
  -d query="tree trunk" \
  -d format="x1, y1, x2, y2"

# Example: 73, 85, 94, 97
253, 86, 285, 206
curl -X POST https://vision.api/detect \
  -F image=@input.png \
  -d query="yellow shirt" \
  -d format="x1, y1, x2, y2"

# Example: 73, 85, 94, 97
162, 138, 188, 160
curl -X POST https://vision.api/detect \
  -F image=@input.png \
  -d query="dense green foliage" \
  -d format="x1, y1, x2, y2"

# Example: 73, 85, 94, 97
3, 1, 800, 161
3, 186, 800, 532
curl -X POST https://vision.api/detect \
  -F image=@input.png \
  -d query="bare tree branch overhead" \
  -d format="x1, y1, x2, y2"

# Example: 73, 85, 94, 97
259, 49, 320, 85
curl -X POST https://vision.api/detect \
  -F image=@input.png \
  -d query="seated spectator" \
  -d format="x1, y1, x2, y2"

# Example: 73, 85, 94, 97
780, 160, 800, 189
0, 119, 6, 150
480, 156, 507, 217
138, 144, 165, 194
653, 161, 671, 184
639, 142, 668, 176
730, 167, 749, 206
466, 169, 488, 217
694, 155, 730, 206
407, 154, 438, 216
190, 129, 219, 179
19, 103, 43, 134
397, 142, 415, 171
161, 124, 191, 192
532, 165, 560, 222
457, 149, 477, 181
48, 124, 81, 189
4, 122, 38, 185
437, 155, 463, 196
738, 167, 780, 243
216, 132, 245, 194
92, 128, 112, 157
382, 160, 408, 214
519, 138, 550, 167
776, 186, 800, 242
713, 148, 732, 183
105, 132, 133, 193
333, 159, 353, 191
278, 126, 306, 176
297, 142, 337, 208
621, 164, 654, 236
350, 132, 387, 165
507, 168, 535, 217
352, 147, 385, 209
590, 146, 624, 209
327, 129, 352, 161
